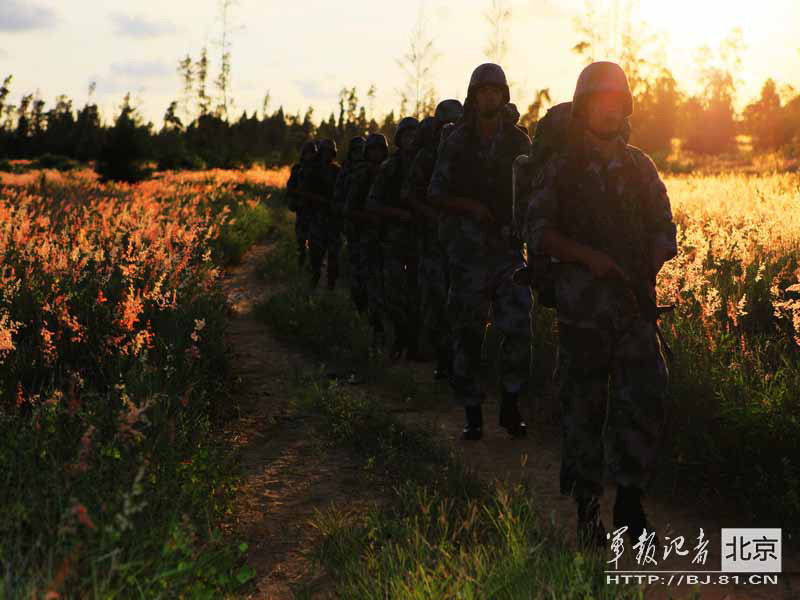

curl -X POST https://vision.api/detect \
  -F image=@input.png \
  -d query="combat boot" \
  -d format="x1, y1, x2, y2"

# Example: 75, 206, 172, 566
462, 405, 483, 441
498, 391, 527, 438
613, 485, 659, 548
576, 493, 607, 550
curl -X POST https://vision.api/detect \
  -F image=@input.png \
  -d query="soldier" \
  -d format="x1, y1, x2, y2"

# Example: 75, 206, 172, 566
428, 64, 532, 441
365, 117, 420, 359
404, 100, 464, 378
523, 61, 677, 548
286, 140, 318, 267
344, 133, 390, 342
300, 139, 341, 290
335, 136, 366, 306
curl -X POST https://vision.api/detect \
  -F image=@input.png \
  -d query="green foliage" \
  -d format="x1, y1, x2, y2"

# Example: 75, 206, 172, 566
214, 200, 275, 265
31, 153, 79, 171
95, 95, 152, 183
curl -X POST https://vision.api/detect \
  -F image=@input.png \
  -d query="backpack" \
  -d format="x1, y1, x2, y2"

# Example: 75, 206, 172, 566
512, 102, 574, 308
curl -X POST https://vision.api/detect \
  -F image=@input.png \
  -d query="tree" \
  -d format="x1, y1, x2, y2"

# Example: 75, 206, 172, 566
520, 88, 551, 133
95, 94, 151, 182
484, 0, 512, 65
195, 47, 211, 117
178, 54, 194, 125
396, 8, 439, 120
215, 0, 239, 121
743, 79, 786, 152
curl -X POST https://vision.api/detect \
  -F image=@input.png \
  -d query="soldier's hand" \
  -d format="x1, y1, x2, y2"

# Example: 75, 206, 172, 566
584, 249, 628, 281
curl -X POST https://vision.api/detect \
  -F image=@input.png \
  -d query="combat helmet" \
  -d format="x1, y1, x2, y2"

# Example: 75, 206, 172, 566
467, 63, 510, 104
347, 136, 366, 160
434, 99, 464, 125
317, 138, 338, 157
571, 61, 633, 118
364, 132, 389, 162
300, 140, 318, 160
394, 116, 420, 148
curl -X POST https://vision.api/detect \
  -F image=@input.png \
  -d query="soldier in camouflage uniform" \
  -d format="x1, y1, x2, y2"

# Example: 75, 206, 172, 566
365, 117, 421, 359
428, 64, 532, 441
344, 133, 390, 339
404, 100, 464, 377
286, 140, 318, 267
334, 136, 366, 307
301, 139, 342, 290
523, 61, 677, 548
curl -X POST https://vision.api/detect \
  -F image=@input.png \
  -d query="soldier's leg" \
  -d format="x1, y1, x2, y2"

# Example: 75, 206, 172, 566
556, 323, 611, 499
445, 223, 490, 408
327, 234, 341, 290
349, 236, 368, 314
419, 234, 450, 374
295, 212, 309, 266
490, 254, 533, 437
557, 323, 612, 547
382, 254, 411, 357
309, 236, 325, 289
366, 242, 386, 347
607, 318, 667, 543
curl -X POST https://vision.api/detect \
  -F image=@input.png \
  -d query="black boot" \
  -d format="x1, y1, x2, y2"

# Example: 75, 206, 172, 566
613, 485, 658, 548
576, 494, 606, 550
462, 405, 483, 441
499, 391, 527, 438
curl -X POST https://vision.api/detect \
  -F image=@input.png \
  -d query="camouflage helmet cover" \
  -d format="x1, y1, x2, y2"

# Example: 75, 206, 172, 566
572, 61, 633, 117
317, 138, 338, 156
364, 132, 389, 162
467, 63, 510, 104
347, 135, 366, 160
300, 140, 318, 158
394, 116, 420, 147
434, 99, 464, 125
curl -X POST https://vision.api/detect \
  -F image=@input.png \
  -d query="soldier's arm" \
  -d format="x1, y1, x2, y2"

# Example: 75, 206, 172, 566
364, 163, 413, 223
638, 155, 678, 276
428, 133, 494, 222
525, 159, 626, 280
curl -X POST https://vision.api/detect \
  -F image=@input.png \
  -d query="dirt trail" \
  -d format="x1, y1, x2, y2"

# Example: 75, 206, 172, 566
221, 242, 376, 600
222, 240, 798, 599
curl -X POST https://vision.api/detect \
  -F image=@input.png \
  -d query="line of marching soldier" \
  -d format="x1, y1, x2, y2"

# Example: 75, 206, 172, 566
286, 61, 678, 552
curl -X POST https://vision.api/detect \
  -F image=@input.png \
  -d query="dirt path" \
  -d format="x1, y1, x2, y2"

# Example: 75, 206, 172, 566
221, 240, 798, 599
221, 242, 377, 600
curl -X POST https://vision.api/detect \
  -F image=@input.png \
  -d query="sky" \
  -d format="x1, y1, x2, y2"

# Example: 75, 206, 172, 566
1, 0, 799, 126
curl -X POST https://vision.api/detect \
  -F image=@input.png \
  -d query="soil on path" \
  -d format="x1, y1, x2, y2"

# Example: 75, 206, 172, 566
221, 240, 798, 600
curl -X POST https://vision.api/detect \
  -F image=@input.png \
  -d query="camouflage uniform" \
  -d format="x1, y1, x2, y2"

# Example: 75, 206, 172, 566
335, 137, 366, 307
345, 133, 389, 333
523, 62, 678, 508
404, 101, 464, 374
365, 117, 420, 355
428, 65, 532, 413
287, 141, 317, 266
304, 140, 342, 289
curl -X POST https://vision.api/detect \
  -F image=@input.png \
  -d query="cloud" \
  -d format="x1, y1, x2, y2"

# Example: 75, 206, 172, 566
110, 60, 173, 79
93, 60, 173, 96
110, 12, 176, 38
293, 78, 336, 101
0, 0, 57, 32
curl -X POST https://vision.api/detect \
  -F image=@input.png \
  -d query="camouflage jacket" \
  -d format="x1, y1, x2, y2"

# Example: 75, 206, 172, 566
428, 117, 531, 240
365, 150, 417, 255
344, 159, 383, 238
524, 135, 677, 328
286, 163, 304, 212
403, 141, 437, 216
300, 158, 340, 217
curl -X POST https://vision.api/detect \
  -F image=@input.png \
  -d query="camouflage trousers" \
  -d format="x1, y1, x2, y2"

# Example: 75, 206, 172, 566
346, 233, 369, 313
295, 208, 312, 261
439, 216, 532, 406
556, 318, 668, 498
418, 224, 450, 363
309, 212, 342, 286
382, 249, 420, 350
